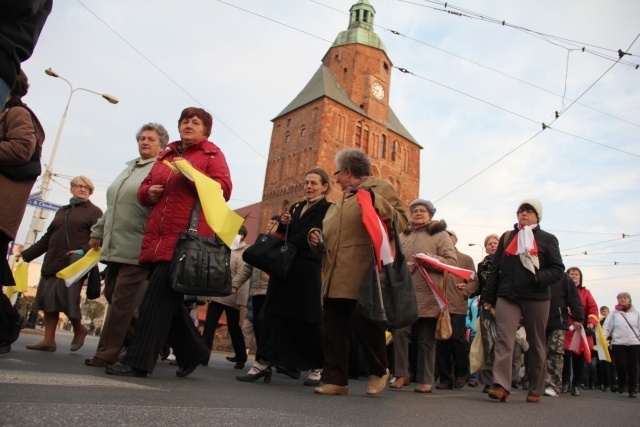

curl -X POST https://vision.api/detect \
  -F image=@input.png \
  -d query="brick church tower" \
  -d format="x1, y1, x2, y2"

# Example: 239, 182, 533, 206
259, 0, 421, 226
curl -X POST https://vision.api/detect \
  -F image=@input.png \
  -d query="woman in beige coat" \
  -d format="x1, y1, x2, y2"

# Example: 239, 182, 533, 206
310, 148, 407, 396
389, 199, 457, 393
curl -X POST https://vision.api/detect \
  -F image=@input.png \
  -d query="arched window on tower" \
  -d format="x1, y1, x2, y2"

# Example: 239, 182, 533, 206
354, 122, 362, 148
380, 134, 387, 159
300, 126, 307, 137
391, 140, 397, 161
284, 132, 290, 144
362, 126, 369, 154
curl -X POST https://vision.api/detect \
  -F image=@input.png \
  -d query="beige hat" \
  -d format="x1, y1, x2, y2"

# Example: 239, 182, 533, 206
518, 198, 543, 222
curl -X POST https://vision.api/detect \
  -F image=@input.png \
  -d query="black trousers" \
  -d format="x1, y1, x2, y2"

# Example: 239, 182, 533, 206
436, 313, 470, 384
612, 344, 640, 393
252, 295, 267, 362
121, 262, 209, 374
562, 350, 585, 387
202, 301, 246, 362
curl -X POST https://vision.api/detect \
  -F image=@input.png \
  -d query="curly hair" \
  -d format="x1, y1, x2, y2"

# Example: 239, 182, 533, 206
334, 148, 371, 178
136, 122, 170, 147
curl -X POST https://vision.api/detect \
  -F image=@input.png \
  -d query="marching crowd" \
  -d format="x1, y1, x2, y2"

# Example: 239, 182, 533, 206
1, 3, 639, 403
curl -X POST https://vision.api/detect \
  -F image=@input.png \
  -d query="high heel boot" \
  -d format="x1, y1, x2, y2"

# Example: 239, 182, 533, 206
236, 366, 272, 383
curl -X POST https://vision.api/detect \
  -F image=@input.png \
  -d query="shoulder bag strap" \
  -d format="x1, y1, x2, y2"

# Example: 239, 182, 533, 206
187, 199, 200, 235
619, 312, 640, 342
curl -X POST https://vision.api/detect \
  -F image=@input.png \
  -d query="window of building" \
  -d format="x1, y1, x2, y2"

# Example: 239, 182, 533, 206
380, 134, 387, 158
362, 126, 369, 154
354, 122, 362, 148
287, 118, 291, 127
301, 126, 307, 137
285, 132, 290, 143
391, 140, 397, 161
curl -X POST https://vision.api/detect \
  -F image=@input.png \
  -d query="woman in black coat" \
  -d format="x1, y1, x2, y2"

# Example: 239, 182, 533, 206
237, 168, 332, 383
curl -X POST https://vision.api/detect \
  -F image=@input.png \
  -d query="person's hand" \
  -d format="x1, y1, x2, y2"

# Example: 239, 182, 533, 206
147, 185, 164, 203
455, 282, 467, 290
88, 238, 101, 249
231, 287, 237, 294
587, 323, 595, 330
407, 261, 417, 273
14, 252, 22, 259
573, 322, 583, 331
172, 156, 190, 164
280, 212, 291, 225
483, 303, 493, 310
309, 230, 321, 247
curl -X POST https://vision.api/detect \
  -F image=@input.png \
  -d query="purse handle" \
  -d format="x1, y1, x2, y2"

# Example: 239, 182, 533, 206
187, 199, 201, 235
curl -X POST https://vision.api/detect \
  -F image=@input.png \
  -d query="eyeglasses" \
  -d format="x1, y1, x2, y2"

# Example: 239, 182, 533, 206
411, 208, 429, 214
517, 208, 535, 215
72, 185, 91, 191
333, 169, 342, 176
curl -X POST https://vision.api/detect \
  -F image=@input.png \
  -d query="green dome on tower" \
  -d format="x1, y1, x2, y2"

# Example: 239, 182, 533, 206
333, 0, 387, 52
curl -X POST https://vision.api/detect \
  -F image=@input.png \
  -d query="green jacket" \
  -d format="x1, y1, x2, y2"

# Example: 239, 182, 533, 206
91, 157, 156, 265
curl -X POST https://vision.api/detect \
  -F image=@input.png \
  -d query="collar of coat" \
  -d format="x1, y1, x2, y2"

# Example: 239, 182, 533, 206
159, 139, 221, 160
404, 219, 447, 236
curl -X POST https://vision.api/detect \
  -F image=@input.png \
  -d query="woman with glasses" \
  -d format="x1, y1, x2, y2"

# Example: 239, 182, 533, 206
17, 176, 102, 352
482, 199, 564, 403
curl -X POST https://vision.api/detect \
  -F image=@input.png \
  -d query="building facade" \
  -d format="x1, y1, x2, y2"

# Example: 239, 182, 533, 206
260, 0, 421, 226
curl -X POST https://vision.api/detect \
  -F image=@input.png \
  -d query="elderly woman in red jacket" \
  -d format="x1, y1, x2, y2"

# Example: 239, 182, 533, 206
106, 107, 232, 378
561, 266, 598, 396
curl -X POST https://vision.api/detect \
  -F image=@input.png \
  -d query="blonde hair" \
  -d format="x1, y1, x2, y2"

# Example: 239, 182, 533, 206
484, 234, 499, 247
70, 176, 95, 194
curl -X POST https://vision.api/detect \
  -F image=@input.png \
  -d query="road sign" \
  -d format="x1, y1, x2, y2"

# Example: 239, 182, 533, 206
27, 192, 42, 201
27, 199, 62, 212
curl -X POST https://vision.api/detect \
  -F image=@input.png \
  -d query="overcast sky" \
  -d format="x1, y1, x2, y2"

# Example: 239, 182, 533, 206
15, 0, 640, 309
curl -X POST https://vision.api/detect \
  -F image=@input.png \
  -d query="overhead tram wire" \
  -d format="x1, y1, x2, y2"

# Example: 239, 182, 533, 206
433, 41, 631, 202
75, 0, 267, 161
561, 234, 640, 252
403, 0, 638, 67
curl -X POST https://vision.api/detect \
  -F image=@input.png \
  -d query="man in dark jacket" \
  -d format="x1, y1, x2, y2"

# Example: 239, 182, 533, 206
544, 272, 583, 396
483, 198, 565, 403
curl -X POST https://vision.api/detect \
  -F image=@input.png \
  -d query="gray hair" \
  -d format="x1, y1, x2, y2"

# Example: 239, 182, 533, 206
617, 292, 632, 302
136, 122, 170, 147
335, 148, 371, 178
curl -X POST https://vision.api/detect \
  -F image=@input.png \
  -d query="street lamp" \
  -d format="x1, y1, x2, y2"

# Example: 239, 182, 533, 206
23, 68, 119, 247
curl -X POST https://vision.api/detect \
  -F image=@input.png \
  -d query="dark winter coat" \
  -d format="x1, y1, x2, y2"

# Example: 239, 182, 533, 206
0, 104, 45, 239
483, 224, 564, 304
20, 200, 103, 276
137, 139, 232, 264
265, 197, 331, 325
547, 272, 583, 332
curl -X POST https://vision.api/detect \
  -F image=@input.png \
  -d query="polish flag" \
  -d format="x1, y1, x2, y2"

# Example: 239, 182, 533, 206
568, 325, 592, 364
356, 189, 394, 270
415, 253, 476, 281
417, 263, 448, 309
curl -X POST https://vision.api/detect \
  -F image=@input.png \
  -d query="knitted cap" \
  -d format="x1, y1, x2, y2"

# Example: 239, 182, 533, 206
409, 199, 436, 217
518, 198, 543, 222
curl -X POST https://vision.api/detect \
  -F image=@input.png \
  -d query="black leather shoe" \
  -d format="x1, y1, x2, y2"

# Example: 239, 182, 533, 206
236, 366, 272, 383
571, 385, 580, 396
234, 361, 246, 370
561, 383, 570, 394
629, 391, 638, 398
176, 365, 197, 378
276, 365, 301, 379
105, 362, 147, 377
226, 356, 237, 363
0, 342, 10, 354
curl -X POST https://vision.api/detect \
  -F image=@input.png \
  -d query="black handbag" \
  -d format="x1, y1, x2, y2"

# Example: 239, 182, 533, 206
169, 200, 232, 297
242, 222, 296, 280
357, 211, 418, 329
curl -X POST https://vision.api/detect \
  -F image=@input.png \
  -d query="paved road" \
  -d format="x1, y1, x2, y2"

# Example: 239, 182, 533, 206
1, 331, 638, 426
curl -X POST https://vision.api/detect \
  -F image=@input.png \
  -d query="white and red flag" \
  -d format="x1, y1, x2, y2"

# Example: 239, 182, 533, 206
415, 253, 476, 281
356, 189, 394, 270
568, 325, 592, 364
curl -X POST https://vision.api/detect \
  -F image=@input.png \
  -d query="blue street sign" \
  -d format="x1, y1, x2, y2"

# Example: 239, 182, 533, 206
27, 191, 42, 201
27, 199, 62, 212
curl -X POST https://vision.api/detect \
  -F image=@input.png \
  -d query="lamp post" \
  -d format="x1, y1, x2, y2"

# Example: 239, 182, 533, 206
22, 68, 119, 248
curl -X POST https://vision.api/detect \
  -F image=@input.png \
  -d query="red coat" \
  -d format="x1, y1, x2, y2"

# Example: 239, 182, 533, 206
137, 139, 232, 264
564, 284, 598, 351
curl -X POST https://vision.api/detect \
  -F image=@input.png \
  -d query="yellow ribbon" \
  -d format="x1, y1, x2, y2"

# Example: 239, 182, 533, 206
13, 261, 28, 293
172, 159, 244, 247
56, 248, 102, 287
